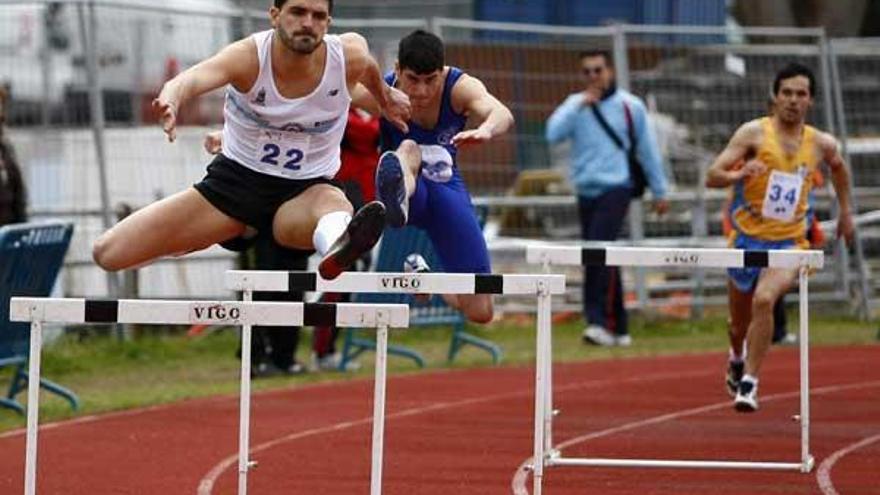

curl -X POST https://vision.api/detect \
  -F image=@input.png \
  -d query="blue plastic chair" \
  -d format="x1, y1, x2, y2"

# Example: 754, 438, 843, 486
340, 226, 502, 370
0, 221, 79, 414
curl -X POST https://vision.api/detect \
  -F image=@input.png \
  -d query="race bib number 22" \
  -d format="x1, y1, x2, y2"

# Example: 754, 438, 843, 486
256, 132, 310, 171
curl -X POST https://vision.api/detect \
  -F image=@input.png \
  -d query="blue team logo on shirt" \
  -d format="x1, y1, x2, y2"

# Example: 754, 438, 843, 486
251, 88, 266, 106
280, 122, 306, 133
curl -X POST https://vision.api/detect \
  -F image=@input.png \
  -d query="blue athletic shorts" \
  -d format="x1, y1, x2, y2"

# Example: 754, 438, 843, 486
727, 233, 797, 293
407, 167, 491, 274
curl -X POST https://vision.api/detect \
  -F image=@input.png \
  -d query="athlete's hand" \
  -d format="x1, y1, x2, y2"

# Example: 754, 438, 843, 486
731, 159, 766, 181
581, 87, 603, 106
381, 86, 411, 133
152, 97, 178, 142
652, 198, 670, 216
837, 210, 855, 246
452, 127, 493, 147
203, 130, 222, 155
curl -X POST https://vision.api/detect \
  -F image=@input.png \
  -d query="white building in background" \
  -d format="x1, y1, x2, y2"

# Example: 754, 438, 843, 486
0, 0, 235, 124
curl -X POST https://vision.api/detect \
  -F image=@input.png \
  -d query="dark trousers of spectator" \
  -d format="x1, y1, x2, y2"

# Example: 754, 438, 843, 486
246, 234, 311, 369
577, 186, 631, 336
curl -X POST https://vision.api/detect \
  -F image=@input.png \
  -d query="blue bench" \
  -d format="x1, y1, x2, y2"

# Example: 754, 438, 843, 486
0, 221, 79, 414
339, 226, 502, 370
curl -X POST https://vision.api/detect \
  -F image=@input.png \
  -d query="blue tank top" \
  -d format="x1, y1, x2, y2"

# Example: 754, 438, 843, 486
380, 67, 468, 163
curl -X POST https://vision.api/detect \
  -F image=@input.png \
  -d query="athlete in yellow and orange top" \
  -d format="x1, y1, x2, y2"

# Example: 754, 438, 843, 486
706, 62, 854, 413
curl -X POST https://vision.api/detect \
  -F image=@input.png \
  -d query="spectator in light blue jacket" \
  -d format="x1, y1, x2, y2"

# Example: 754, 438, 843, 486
545, 49, 669, 347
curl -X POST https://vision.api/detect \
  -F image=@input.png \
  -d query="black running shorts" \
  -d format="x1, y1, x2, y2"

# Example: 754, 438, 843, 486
193, 154, 341, 232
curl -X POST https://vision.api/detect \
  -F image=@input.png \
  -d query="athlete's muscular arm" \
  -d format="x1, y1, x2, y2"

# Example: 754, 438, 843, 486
153, 38, 256, 142
341, 33, 410, 132
706, 121, 765, 188
450, 75, 515, 147
818, 132, 855, 244
349, 83, 381, 115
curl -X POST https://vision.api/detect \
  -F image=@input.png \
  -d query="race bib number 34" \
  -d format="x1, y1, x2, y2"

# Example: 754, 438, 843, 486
761, 170, 803, 222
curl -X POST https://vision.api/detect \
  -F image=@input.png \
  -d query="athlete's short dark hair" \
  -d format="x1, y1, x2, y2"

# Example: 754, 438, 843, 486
579, 49, 613, 66
773, 63, 815, 96
274, 0, 333, 14
398, 30, 445, 74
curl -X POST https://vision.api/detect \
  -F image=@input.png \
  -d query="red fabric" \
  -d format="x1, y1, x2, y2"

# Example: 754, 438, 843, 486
337, 109, 380, 202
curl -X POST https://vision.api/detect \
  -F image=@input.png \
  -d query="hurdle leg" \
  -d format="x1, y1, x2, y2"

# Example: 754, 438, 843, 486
532, 288, 551, 495
542, 291, 555, 459
25, 320, 43, 495
370, 324, 390, 495
238, 290, 254, 495
540, 263, 555, 458
798, 267, 814, 472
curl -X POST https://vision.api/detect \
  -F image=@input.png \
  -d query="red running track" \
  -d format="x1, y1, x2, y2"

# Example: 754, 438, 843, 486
0, 345, 877, 494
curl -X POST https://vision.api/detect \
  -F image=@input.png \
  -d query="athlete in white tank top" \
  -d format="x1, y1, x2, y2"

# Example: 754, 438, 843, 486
93, 0, 411, 283
222, 30, 351, 180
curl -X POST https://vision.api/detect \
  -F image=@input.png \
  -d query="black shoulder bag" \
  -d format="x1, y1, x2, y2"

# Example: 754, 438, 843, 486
590, 102, 648, 199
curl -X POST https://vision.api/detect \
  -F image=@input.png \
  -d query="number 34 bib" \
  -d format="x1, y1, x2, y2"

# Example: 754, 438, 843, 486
761, 169, 803, 222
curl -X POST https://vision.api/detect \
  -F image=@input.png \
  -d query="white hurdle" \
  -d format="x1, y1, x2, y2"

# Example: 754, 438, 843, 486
226, 270, 567, 495
9, 297, 409, 495
525, 245, 824, 495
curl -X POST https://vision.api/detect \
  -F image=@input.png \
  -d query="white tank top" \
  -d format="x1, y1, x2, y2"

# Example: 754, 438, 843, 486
221, 30, 351, 179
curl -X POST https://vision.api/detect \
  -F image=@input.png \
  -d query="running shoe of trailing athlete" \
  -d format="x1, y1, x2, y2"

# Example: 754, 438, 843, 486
725, 359, 745, 398
375, 151, 409, 228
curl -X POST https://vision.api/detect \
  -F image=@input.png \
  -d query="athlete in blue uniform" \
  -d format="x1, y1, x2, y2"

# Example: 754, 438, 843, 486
353, 30, 514, 323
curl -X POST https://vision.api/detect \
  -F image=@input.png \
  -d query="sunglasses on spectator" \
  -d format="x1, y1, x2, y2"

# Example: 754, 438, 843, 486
581, 66, 605, 76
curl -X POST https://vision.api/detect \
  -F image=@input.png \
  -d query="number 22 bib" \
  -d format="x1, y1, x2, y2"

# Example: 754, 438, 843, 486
255, 130, 311, 175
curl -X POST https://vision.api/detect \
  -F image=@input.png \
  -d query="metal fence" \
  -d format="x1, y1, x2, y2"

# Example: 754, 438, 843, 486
0, 1, 875, 316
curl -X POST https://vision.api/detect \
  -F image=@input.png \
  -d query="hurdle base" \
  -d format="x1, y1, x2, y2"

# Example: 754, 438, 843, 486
547, 457, 813, 472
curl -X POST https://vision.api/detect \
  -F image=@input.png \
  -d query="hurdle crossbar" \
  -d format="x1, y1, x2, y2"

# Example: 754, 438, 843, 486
10, 297, 409, 495
226, 270, 566, 495
527, 245, 824, 270
226, 270, 566, 295
525, 246, 821, 495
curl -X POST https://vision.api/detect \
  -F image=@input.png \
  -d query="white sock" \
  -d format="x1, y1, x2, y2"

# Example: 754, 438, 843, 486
742, 374, 758, 385
312, 211, 351, 256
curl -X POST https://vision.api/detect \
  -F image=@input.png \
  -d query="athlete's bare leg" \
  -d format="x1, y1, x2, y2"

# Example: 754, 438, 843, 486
443, 294, 494, 324
744, 268, 799, 377
395, 139, 422, 198
272, 183, 353, 249
727, 280, 753, 358
93, 188, 246, 272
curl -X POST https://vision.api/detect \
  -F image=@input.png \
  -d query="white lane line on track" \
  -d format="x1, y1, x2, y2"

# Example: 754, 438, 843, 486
0, 404, 167, 440
510, 380, 880, 495
816, 432, 880, 495
196, 369, 715, 494
0, 377, 362, 441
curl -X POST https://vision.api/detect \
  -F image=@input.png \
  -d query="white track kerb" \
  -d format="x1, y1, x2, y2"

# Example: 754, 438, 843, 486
226, 270, 566, 495
525, 245, 824, 495
8, 298, 409, 495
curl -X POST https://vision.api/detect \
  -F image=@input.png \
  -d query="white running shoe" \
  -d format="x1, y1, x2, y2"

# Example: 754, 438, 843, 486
582, 325, 617, 347
403, 253, 431, 303
734, 378, 759, 412
311, 352, 361, 372
403, 253, 430, 274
